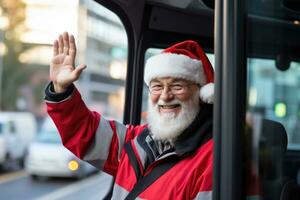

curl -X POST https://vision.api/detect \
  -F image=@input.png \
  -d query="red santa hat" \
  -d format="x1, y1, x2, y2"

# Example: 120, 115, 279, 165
144, 40, 214, 104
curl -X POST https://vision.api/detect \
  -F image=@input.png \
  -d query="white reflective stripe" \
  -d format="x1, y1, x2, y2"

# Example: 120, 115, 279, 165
114, 121, 128, 160
193, 191, 212, 200
134, 137, 147, 168
111, 184, 129, 200
83, 116, 114, 169
111, 184, 143, 200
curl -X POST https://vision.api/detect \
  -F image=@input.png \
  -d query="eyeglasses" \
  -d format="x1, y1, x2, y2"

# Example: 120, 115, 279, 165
148, 83, 199, 95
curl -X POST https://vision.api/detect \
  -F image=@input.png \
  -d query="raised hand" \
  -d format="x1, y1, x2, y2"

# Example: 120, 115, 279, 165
50, 32, 86, 93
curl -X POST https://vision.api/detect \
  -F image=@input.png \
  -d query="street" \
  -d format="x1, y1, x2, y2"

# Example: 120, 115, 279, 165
0, 170, 112, 200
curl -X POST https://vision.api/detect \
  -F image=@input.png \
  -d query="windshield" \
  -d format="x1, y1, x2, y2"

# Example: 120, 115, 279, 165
36, 130, 61, 144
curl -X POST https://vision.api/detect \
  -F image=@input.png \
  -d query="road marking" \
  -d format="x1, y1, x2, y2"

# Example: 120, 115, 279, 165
0, 170, 27, 184
35, 172, 111, 200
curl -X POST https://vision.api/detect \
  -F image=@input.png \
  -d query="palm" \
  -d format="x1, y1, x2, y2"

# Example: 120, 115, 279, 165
50, 54, 75, 85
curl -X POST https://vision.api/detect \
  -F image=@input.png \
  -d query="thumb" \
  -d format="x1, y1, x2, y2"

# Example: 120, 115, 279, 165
72, 64, 87, 80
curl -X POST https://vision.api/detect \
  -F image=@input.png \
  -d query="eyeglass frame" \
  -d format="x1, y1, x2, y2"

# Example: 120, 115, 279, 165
147, 81, 200, 95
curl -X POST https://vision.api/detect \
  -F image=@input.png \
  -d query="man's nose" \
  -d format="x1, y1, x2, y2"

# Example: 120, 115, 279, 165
160, 87, 174, 101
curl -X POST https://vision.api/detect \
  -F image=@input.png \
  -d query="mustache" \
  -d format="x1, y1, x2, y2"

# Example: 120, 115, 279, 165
156, 99, 182, 106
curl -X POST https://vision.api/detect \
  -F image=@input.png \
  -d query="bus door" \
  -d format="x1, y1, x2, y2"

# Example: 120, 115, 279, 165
215, 0, 300, 200
95, 0, 300, 200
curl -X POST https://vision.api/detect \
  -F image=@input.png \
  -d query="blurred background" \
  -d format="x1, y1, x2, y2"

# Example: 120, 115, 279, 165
0, 0, 127, 199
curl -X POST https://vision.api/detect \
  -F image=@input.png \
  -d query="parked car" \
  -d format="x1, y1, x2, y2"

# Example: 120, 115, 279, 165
0, 112, 37, 169
25, 118, 98, 180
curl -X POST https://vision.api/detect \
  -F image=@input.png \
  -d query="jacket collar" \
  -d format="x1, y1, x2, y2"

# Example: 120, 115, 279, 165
138, 103, 213, 160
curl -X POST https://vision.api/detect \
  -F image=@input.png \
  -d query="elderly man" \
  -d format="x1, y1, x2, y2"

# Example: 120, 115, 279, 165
45, 32, 214, 200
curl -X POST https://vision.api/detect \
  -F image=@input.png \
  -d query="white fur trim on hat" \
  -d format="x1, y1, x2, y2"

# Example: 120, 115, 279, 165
144, 53, 206, 86
200, 83, 214, 104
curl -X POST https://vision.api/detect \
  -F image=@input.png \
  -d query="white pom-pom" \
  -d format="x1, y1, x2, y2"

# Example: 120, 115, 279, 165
200, 83, 214, 104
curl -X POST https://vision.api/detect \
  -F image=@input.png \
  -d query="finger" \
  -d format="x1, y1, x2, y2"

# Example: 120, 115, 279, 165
71, 64, 87, 80
63, 32, 69, 55
58, 34, 64, 54
69, 34, 77, 59
53, 40, 58, 56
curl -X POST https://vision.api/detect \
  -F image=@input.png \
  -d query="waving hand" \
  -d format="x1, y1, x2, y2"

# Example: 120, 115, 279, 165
50, 32, 86, 93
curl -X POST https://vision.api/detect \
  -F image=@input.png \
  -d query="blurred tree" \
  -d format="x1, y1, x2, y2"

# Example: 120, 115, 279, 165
0, 0, 27, 110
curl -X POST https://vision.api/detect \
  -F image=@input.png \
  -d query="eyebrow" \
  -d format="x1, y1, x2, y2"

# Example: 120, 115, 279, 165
150, 79, 186, 84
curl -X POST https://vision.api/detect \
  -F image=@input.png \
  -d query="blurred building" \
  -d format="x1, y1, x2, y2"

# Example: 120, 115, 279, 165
19, 0, 127, 121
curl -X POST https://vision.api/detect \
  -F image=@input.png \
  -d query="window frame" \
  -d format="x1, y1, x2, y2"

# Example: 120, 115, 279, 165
213, 0, 247, 199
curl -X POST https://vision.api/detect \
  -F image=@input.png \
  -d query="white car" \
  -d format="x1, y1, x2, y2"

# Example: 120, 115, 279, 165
25, 124, 98, 180
0, 112, 37, 169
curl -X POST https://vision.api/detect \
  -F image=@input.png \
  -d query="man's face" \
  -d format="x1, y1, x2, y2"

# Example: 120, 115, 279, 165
149, 77, 199, 116
147, 77, 200, 141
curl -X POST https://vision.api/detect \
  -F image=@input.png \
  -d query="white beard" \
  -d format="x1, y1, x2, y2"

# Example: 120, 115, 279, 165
147, 92, 200, 143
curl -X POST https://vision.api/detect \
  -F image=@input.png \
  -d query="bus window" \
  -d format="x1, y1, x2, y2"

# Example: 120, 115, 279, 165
0, 0, 127, 121
245, 0, 300, 199
247, 58, 300, 147
78, 1, 128, 121
0, 0, 127, 198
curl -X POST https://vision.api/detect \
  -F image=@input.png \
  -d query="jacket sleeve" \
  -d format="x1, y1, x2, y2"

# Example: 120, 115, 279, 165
45, 82, 134, 176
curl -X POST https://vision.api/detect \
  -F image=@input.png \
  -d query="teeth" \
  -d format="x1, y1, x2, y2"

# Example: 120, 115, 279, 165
161, 105, 178, 109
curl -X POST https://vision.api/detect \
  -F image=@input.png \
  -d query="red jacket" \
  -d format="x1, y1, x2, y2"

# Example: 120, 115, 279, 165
46, 85, 213, 200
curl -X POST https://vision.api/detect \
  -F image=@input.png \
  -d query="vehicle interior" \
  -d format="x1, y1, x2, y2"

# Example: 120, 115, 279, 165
95, 0, 300, 199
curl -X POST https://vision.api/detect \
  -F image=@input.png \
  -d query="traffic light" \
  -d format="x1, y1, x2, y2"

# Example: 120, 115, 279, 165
274, 102, 286, 118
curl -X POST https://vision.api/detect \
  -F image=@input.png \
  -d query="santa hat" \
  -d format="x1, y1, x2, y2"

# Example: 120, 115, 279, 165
144, 40, 214, 104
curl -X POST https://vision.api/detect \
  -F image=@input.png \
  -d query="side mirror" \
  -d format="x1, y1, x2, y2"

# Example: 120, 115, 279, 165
276, 53, 291, 71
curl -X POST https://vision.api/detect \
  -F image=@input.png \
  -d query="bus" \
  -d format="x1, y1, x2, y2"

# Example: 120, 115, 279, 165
93, 0, 300, 199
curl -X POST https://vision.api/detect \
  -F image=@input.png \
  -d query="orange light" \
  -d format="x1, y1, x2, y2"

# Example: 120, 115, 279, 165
68, 160, 79, 171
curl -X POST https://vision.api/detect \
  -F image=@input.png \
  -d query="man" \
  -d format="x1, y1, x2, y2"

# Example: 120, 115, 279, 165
45, 32, 214, 200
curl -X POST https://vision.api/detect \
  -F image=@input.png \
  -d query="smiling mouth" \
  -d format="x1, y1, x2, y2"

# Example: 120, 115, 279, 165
159, 104, 181, 109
